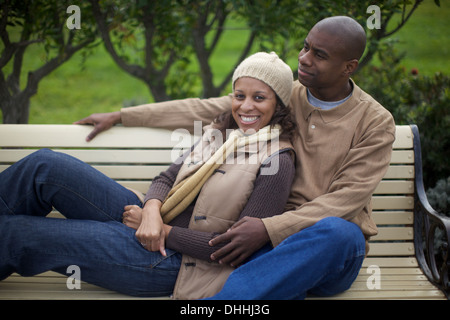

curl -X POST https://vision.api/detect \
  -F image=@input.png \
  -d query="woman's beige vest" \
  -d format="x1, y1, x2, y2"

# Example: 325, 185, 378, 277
172, 135, 294, 300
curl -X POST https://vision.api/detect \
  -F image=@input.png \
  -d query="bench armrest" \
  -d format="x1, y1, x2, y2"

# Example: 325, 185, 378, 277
411, 125, 450, 298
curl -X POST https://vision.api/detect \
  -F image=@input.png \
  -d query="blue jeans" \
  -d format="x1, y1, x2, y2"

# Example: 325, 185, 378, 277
207, 216, 366, 300
0, 149, 181, 297
1, 149, 365, 299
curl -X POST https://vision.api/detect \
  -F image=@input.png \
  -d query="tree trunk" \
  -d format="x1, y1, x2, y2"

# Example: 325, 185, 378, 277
1, 94, 30, 124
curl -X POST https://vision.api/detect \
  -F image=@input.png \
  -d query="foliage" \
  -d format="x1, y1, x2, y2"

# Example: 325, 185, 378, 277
0, 0, 442, 123
354, 42, 450, 188
0, 0, 98, 123
427, 177, 450, 217
91, 0, 431, 101
426, 176, 450, 261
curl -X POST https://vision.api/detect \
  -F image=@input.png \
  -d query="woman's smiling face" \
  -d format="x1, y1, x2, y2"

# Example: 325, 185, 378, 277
232, 77, 277, 133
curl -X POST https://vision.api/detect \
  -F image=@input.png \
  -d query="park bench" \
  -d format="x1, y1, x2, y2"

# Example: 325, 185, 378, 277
0, 124, 448, 300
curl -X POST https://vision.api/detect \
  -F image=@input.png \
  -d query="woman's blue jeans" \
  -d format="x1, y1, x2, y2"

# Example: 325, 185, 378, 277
0, 149, 181, 297
0, 149, 365, 299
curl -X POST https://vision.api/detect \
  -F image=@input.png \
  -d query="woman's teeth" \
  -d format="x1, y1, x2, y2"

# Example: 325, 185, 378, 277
241, 116, 259, 123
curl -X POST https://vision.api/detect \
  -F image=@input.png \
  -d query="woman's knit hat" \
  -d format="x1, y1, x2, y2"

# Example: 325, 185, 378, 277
232, 51, 293, 107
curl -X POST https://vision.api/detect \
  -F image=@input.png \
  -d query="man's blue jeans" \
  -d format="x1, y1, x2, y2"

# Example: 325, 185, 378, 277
0, 149, 365, 299
207, 217, 366, 300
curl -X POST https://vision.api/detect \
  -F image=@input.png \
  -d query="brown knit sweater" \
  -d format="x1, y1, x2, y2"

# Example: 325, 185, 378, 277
144, 150, 295, 261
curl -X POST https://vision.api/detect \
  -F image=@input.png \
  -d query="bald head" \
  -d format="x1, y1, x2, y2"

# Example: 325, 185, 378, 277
312, 16, 366, 61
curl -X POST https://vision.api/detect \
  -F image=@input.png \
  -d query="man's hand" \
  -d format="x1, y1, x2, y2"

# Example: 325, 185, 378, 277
74, 111, 121, 142
209, 217, 270, 267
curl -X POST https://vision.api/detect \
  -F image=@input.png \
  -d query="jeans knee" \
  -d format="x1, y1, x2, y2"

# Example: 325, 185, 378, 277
22, 148, 56, 168
317, 217, 365, 254
30, 148, 57, 162
26, 149, 75, 177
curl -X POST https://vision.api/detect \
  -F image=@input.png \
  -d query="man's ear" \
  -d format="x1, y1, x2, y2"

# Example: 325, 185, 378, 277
344, 59, 359, 76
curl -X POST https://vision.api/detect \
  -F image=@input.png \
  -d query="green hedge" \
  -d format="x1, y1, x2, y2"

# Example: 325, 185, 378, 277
354, 41, 450, 189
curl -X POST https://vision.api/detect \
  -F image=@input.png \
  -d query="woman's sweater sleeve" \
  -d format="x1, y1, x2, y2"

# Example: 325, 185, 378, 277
143, 147, 193, 203
165, 150, 295, 261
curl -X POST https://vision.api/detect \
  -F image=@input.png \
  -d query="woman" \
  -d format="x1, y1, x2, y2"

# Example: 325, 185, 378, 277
0, 52, 296, 299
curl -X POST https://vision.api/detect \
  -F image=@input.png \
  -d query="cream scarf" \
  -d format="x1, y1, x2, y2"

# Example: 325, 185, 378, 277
160, 124, 281, 223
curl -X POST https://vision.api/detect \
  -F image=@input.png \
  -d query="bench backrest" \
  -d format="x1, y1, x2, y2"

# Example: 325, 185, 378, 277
0, 124, 416, 259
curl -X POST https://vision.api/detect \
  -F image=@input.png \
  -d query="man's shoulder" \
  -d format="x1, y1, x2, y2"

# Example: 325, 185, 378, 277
352, 81, 396, 135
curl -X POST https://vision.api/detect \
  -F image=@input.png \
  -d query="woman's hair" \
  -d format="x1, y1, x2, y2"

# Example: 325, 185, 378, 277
212, 95, 298, 143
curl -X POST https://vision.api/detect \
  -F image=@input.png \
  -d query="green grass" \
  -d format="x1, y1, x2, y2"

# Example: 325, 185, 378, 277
384, 0, 450, 76
1, 1, 449, 124
28, 46, 152, 124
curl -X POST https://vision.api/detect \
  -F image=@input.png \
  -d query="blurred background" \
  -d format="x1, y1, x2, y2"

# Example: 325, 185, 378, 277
1, 0, 449, 208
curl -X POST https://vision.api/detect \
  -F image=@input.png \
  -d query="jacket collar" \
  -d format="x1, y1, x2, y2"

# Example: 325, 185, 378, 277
299, 79, 361, 123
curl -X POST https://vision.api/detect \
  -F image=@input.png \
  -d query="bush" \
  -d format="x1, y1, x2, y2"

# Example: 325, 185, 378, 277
354, 41, 450, 189
427, 177, 450, 217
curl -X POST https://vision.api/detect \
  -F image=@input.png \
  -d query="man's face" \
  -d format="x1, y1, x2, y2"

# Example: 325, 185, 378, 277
297, 27, 348, 94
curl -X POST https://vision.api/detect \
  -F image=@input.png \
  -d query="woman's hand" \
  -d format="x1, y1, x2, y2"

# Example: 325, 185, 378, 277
124, 200, 171, 256
122, 205, 143, 230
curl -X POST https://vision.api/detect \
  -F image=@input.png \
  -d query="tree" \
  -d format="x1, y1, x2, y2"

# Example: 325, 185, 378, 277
90, 0, 192, 102
1, 0, 436, 123
92, 0, 432, 102
0, 0, 97, 123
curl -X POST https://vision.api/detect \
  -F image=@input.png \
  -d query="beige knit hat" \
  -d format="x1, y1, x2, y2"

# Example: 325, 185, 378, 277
232, 51, 293, 107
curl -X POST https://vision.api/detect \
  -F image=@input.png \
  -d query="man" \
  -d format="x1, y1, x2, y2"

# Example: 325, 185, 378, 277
76, 16, 395, 299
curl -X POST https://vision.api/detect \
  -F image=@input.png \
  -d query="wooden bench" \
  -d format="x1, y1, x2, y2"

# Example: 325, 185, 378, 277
0, 124, 448, 300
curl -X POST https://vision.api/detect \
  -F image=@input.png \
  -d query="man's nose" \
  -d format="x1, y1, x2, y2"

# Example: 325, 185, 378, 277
299, 49, 312, 66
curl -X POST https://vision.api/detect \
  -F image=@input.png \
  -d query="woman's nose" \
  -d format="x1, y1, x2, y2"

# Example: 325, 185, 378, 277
240, 98, 255, 112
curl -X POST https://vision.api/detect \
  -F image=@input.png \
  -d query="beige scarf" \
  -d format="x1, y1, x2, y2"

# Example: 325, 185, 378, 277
160, 125, 281, 223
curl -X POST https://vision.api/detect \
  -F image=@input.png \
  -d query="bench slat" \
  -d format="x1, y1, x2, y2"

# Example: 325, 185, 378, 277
0, 164, 170, 180
390, 150, 414, 164
368, 243, 415, 256
2, 148, 413, 165
371, 227, 413, 241
310, 289, 445, 300
383, 165, 414, 179
373, 180, 414, 194
359, 267, 424, 275
362, 257, 418, 268
372, 211, 413, 225
392, 125, 413, 149
372, 196, 414, 210
0, 149, 180, 164
0, 125, 194, 148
